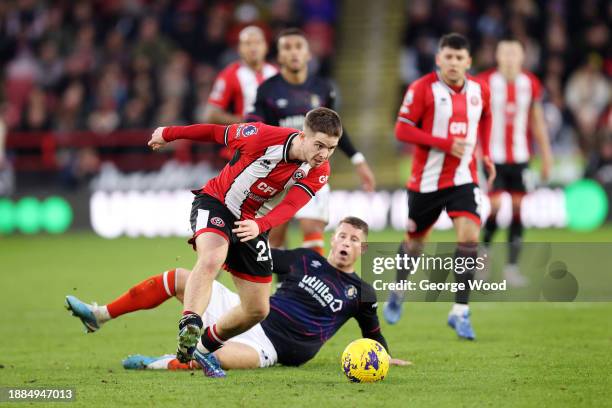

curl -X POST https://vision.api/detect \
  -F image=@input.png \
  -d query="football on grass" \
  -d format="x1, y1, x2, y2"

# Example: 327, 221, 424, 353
341, 338, 389, 383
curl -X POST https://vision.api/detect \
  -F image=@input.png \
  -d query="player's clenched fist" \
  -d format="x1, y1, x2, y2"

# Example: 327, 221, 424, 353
450, 137, 468, 159
148, 127, 167, 151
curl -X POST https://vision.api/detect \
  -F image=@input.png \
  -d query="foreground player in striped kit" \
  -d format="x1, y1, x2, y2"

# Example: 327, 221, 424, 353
147, 107, 341, 366
478, 38, 552, 286
65, 218, 409, 376
203, 26, 277, 162
384, 33, 495, 340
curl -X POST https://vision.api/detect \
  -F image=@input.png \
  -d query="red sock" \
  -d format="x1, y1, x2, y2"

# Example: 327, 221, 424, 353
168, 358, 197, 371
303, 232, 324, 255
107, 269, 177, 318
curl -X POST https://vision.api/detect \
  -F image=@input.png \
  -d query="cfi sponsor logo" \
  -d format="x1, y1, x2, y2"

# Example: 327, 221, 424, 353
242, 125, 258, 137
293, 169, 306, 180
344, 284, 358, 300
210, 217, 225, 227
299, 275, 343, 312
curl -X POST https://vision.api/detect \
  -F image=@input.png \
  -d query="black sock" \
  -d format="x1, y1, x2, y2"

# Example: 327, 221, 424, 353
395, 240, 412, 282
200, 325, 225, 353
454, 243, 477, 304
483, 215, 497, 245
508, 215, 524, 265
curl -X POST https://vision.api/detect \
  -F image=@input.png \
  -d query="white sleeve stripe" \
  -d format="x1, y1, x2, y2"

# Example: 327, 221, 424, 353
162, 271, 172, 297
223, 126, 230, 146
294, 183, 314, 197
398, 117, 416, 126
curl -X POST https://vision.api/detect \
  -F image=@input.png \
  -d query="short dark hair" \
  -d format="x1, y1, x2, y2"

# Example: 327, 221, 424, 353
338, 216, 369, 236
497, 35, 525, 49
304, 107, 343, 138
276, 28, 307, 44
438, 33, 471, 53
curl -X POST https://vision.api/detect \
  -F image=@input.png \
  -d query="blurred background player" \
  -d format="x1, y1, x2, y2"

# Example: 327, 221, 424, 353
203, 26, 277, 162
65, 217, 408, 376
247, 28, 376, 256
384, 33, 495, 340
205, 25, 277, 125
478, 38, 553, 287
147, 108, 340, 365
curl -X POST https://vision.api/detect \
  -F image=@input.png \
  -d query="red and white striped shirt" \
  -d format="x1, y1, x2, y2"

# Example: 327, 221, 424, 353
478, 69, 542, 164
396, 72, 491, 193
208, 62, 278, 117
162, 122, 330, 232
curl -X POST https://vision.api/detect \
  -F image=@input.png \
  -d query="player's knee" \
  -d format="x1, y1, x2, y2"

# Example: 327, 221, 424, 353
194, 257, 223, 277
407, 237, 425, 253
174, 268, 190, 297
458, 234, 479, 244
245, 302, 269, 322
489, 196, 502, 214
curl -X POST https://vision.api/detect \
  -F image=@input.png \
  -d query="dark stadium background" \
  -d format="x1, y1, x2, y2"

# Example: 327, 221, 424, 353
0, 0, 610, 236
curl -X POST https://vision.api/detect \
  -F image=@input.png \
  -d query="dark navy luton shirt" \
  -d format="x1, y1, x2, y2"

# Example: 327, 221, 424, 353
260, 248, 388, 366
246, 74, 359, 158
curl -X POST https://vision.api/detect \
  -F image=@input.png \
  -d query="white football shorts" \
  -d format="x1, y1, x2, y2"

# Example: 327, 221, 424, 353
294, 183, 330, 222
199, 281, 278, 368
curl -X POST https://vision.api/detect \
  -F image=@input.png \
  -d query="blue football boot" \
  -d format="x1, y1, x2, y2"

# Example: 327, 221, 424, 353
65, 295, 101, 333
193, 349, 226, 378
447, 311, 476, 340
383, 292, 404, 325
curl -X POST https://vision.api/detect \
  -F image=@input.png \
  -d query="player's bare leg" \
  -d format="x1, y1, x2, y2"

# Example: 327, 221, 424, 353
199, 275, 270, 353
448, 216, 479, 340
299, 218, 326, 255
214, 342, 261, 369
177, 232, 228, 362
215, 276, 270, 338
269, 222, 289, 249
124, 341, 262, 371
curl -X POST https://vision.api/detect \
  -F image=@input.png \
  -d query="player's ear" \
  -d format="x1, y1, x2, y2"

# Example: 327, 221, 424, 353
360, 242, 369, 253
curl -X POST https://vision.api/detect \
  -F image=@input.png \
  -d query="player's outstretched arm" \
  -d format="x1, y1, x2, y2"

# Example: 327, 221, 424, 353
530, 102, 553, 181
240, 186, 313, 241
203, 103, 243, 125
149, 124, 230, 151
337, 129, 376, 191
395, 119, 467, 158
478, 91, 496, 188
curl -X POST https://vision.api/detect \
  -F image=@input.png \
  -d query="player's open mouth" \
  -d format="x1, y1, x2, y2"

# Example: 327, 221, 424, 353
339, 250, 348, 256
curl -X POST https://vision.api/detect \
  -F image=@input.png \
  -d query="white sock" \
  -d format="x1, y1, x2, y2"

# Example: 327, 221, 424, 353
196, 341, 210, 354
93, 304, 111, 323
451, 303, 469, 315
146, 356, 175, 370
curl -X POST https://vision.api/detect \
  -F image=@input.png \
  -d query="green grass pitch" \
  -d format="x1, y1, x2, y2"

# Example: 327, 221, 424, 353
1, 227, 611, 407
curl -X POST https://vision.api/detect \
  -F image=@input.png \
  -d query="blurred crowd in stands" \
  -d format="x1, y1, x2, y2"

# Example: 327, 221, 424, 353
0, 0, 336, 134
0, 0, 610, 189
400, 0, 611, 170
